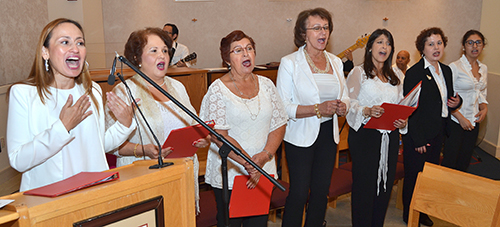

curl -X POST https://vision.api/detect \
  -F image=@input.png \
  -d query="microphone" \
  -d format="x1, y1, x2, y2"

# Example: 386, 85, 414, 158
107, 53, 118, 85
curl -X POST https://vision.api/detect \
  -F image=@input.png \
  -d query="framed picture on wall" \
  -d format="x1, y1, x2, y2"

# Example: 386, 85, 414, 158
73, 196, 165, 227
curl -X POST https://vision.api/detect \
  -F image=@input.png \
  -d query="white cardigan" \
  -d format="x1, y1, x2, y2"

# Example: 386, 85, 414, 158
7, 82, 135, 191
276, 45, 350, 147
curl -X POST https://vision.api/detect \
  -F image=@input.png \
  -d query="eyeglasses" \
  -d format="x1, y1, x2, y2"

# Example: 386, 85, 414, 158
465, 40, 483, 47
306, 25, 330, 32
230, 45, 255, 55
164, 31, 172, 35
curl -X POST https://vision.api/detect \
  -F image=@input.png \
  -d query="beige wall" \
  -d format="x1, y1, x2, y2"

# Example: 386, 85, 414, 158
101, 0, 481, 69
0, 1, 48, 196
479, 0, 500, 157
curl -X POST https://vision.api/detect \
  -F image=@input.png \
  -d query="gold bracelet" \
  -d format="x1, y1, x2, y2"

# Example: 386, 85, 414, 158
314, 104, 322, 119
263, 149, 273, 161
133, 143, 141, 158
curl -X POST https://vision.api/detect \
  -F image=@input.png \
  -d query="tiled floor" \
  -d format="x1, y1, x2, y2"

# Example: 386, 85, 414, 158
267, 184, 458, 227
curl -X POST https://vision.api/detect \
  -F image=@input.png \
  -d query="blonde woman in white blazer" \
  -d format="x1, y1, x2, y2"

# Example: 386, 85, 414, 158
276, 8, 350, 227
7, 19, 135, 192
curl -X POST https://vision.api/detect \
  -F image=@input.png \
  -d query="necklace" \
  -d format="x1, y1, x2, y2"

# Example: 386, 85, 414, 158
148, 80, 166, 87
303, 48, 330, 74
230, 72, 261, 120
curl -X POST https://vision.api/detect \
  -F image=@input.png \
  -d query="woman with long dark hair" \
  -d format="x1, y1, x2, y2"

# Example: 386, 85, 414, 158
346, 28, 407, 227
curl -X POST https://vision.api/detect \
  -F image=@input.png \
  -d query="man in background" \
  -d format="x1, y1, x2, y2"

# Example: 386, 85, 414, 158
393, 50, 410, 79
163, 23, 191, 67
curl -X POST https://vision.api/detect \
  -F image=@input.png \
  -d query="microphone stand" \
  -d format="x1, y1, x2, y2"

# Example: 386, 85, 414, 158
117, 55, 285, 227
115, 72, 173, 169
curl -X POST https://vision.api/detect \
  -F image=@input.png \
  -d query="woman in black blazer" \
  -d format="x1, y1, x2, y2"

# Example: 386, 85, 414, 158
402, 27, 462, 226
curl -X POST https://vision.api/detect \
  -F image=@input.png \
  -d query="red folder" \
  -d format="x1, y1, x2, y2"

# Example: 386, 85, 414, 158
229, 175, 274, 218
24, 171, 119, 197
363, 103, 416, 131
162, 121, 215, 158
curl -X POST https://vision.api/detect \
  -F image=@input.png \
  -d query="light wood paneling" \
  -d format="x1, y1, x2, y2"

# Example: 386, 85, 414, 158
0, 159, 195, 227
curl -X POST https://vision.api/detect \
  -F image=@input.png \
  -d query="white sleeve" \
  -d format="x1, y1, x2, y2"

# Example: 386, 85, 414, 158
345, 67, 367, 131
276, 56, 298, 120
199, 81, 230, 131
7, 85, 73, 172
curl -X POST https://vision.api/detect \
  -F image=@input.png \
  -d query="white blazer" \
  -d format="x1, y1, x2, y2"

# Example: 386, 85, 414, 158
276, 45, 350, 147
8, 82, 135, 191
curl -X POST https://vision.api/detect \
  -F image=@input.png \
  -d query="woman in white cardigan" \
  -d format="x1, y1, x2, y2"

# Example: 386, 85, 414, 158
7, 18, 135, 192
105, 28, 208, 213
276, 8, 349, 227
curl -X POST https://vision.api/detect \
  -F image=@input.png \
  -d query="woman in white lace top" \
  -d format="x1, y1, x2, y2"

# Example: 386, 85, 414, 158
345, 29, 407, 227
105, 28, 208, 213
442, 30, 488, 172
199, 30, 287, 227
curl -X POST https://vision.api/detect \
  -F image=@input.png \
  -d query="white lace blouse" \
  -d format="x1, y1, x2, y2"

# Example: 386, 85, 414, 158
346, 65, 405, 195
199, 75, 288, 189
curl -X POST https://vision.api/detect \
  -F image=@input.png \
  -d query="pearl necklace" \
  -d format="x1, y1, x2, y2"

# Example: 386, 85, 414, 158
230, 72, 261, 120
303, 48, 330, 74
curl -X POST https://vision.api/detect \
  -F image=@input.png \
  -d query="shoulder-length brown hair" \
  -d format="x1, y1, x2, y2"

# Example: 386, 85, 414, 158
8, 18, 98, 112
363, 28, 399, 86
124, 27, 173, 67
294, 7, 333, 48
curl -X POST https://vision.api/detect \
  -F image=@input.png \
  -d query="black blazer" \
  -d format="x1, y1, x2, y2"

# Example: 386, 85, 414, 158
403, 58, 461, 147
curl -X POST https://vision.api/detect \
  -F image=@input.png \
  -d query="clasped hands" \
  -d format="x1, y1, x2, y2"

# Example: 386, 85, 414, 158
317, 99, 347, 117
243, 151, 271, 189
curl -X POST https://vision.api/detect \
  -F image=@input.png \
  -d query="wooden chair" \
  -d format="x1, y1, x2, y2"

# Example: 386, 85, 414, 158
335, 116, 350, 168
408, 162, 500, 227
328, 116, 352, 208
268, 179, 290, 222
196, 190, 218, 227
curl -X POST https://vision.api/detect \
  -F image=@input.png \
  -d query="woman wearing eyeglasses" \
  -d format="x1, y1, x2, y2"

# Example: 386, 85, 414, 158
200, 30, 287, 227
276, 7, 349, 227
442, 30, 488, 172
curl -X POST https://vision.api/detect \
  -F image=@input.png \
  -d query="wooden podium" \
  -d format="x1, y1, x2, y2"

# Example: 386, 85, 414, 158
0, 159, 195, 227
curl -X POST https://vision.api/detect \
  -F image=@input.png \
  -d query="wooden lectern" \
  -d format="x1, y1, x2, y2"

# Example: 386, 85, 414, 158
0, 159, 195, 227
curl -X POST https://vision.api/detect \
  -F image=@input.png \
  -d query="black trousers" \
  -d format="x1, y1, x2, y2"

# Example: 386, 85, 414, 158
442, 121, 479, 172
402, 118, 445, 219
213, 188, 268, 227
281, 120, 336, 227
349, 127, 399, 227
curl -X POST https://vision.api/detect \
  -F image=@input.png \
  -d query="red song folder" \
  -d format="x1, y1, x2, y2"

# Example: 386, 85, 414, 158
363, 82, 421, 131
162, 121, 215, 158
24, 171, 119, 197
363, 103, 416, 131
229, 175, 274, 218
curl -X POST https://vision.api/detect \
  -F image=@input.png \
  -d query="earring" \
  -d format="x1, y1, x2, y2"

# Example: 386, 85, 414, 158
369, 49, 372, 53
45, 59, 49, 72
226, 63, 231, 70
138, 64, 142, 68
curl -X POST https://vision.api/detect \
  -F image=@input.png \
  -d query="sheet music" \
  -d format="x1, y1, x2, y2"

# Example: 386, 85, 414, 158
0, 199, 14, 208
399, 81, 421, 107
